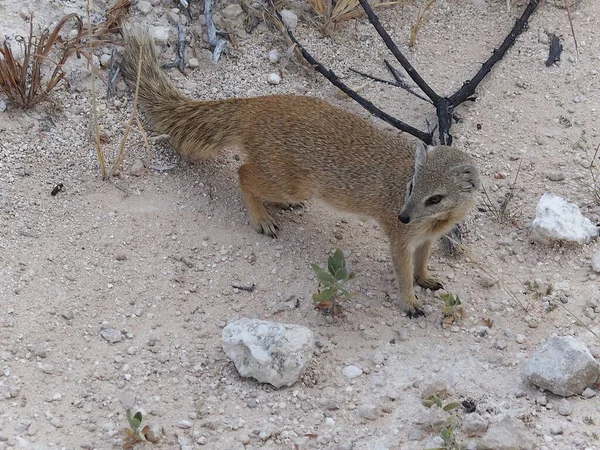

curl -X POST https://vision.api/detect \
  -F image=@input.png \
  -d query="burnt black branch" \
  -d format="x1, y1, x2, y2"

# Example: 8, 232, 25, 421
449, 0, 540, 106
357, 0, 440, 104
358, 0, 539, 145
273, 7, 433, 144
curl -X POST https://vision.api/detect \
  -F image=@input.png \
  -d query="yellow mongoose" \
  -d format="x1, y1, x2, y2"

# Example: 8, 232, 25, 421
119, 30, 480, 317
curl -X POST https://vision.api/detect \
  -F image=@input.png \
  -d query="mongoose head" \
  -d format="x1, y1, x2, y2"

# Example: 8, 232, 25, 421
398, 142, 480, 229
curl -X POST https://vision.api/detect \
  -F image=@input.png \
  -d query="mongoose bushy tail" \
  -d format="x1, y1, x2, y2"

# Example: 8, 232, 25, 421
119, 29, 481, 318
120, 30, 241, 159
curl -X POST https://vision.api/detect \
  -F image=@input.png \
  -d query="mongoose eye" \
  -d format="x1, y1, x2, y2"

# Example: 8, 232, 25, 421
425, 195, 443, 206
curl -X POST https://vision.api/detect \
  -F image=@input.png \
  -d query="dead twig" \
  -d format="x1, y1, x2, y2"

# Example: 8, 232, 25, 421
205, 0, 227, 62
232, 283, 256, 292
110, 39, 145, 177
563, 0, 579, 57
163, 23, 186, 74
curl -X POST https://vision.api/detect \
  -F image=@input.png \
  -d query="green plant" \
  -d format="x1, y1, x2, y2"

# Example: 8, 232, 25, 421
123, 409, 159, 449
439, 292, 464, 328
423, 395, 462, 450
311, 248, 354, 314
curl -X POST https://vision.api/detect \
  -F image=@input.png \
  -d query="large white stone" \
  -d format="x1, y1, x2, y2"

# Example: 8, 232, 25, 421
524, 335, 600, 397
531, 192, 598, 244
222, 318, 314, 388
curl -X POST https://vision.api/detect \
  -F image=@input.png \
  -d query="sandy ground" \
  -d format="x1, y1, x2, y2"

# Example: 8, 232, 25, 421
1, 0, 600, 449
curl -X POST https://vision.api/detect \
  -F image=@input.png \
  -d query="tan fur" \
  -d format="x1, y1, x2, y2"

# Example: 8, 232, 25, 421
120, 29, 481, 317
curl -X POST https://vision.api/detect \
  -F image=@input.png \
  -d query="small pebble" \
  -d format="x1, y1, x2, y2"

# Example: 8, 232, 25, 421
279, 9, 298, 29
581, 388, 596, 398
268, 49, 280, 64
557, 399, 573, 416
342, 365, 363, 379
136, 0, 153, 14
547, 172, 565, 182
100, 328, 123, 344
356, 404, 378, 420
60, 310, 74, 320
267, 73, 281, 85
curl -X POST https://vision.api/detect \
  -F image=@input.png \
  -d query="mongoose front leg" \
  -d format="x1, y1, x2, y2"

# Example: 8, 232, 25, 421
414, 240, 444, 291
388, 229, 425, 318
238, 163, 279, 238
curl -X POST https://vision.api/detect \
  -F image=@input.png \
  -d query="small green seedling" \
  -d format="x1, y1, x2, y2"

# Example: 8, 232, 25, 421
123, 409, 158, 449
440, 292, 465, 328
423, 395, 462, 450
311, 248, 355, 315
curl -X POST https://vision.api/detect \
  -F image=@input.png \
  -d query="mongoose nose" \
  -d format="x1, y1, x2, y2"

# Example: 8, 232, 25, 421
398, 213, 410, 224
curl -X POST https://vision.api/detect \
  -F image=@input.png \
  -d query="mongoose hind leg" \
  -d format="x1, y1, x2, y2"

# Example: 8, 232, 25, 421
238, 163, 280, 238
414, 241, 444, 291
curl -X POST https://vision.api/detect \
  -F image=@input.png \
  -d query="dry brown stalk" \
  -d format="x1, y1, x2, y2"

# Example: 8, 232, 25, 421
0, 0, 130, 109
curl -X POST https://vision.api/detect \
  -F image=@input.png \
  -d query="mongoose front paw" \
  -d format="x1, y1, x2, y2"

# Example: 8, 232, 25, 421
406, 306, 425, 319
254, 218, 280, 238
416, 277, 444, 291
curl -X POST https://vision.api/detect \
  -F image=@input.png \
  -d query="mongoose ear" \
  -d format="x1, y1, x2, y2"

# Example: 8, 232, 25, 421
451, 164, 480, 192
415, 141, 427, 169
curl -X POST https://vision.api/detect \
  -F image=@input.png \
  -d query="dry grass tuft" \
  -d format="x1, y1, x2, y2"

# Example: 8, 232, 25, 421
0, 13, 83, 108
409, 0, 436, 47
0, 0, 130, 109
307, 0, 399, 35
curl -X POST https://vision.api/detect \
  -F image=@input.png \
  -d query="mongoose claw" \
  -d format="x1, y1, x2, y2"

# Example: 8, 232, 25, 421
256, 219, 279, 238
406, 306, 426, 319
416, 277, 444, 291
280, 202, 305, 211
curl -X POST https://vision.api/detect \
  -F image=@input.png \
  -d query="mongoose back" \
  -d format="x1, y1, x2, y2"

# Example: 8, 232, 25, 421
120, 30, 481, 317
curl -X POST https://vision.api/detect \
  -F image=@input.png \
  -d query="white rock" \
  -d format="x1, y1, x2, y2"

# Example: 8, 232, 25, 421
530, 193, 598, 244
136, 0, 153, 14
591, 250, 600, 273
0, 100, 6, 112
99, 54, 112, 68
524, 335, 600, 396
187, 58, 200, 69
342, 365, 363, 379
222, 318, 314, 388
279, 9, 298, 30
151, 26, 170, 46
268, 49, 280, 64
267, 73, 281, 85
